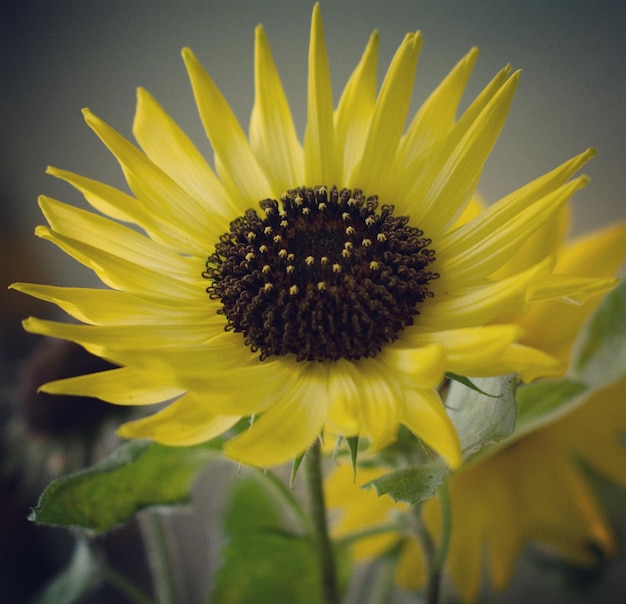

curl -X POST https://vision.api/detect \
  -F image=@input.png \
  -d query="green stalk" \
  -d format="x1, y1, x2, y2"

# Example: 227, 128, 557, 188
104, 566, 154, 604
414, 480, 452, 604
139, 511, 184, 604
305, 439, 341, 604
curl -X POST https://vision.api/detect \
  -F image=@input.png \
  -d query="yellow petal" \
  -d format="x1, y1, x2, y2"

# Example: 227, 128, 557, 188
82, 109, 220, 253
439, 149, 595, 260
117, 392, 240, 445
326, 359, 363, 435
35, 226, 201, 301
530, 274, 617, 304
304, 3, 340, 186
398, 47, 478, 163
422, 257, 553, 330
109, 345, 302, 417
39, 196, 200, 280
224, 362, 328, 466
334, 30, 379, 182
11, 283, 211, 325
518, 222, 626, 360
23, 317, 220, 358
408, 72, 520, 236
436, 176, 588, 288
250, 25, 304, 192
467, 343, 563, 382
47, 167, 148, 225
403, 388, 461, 467
133, 88, 238, 219
182, 47, 271, 204
378, 342, 445, 389
350, 31, 423, 195
356, 360, 403, 449
41, 367, 184, 405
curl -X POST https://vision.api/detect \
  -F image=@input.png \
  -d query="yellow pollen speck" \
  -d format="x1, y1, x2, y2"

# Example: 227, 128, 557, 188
344, 241, 353, 249
286, 265, 295, 274
287, 253, 295, 262
245, 252, 255, 261
332, 264, 342, 273
305, 256, 315, 265
341, 249, 351, 258
302, 207, 311, 215
247, 232, 256, 241
346, 226, 355, 235
295, 195, 303, 205
264, 207, 274, 215
263, 282, 273, 291
264, 226, 272, 235
377, 233, 387, 242
289, 285, 299, 295
348, 198, 356, 206
321, 256, 329, 264
280, 220, 288, 228
365, 217, 376, 226
278, 249, 288, 258
259, 244, 268, 253
318, 186, 327, 194
342, 212, 350, 221
273, 234, 282, 243
369, 261, 380, 270
262, 265, 271, 273
317, 281, 327, 291
319, 202, 327, 210
279, 210, 287, 218
362, 239, 372, 247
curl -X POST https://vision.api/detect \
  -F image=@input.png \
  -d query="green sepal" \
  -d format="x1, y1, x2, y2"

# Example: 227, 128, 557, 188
346, 436, 360, 478
30, 439, 220, 533
290, 451, 306, 488
445, 372, 499, 397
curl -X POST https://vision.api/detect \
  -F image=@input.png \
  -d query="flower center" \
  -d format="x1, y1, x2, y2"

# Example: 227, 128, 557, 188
204, 186, 438, 361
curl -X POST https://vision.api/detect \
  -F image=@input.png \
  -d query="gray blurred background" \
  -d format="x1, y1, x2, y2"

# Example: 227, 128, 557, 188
0, 2, 624, 601
1, 0, 624, 293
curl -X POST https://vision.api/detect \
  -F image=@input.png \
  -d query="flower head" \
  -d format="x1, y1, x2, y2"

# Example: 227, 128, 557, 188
328, 221, 626, 601
11, 5, 614, 467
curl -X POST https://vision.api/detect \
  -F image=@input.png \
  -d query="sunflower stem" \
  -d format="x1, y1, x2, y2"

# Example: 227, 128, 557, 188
305, 438, 340, 604
414, 480, 452, 604
139, 510, 185, 604
103, 565, 154, 604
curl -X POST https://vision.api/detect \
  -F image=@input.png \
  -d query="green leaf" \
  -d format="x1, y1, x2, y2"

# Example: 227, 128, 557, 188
212, 532, 324, 604
31, 439, 219, 533
445, 372, 498, 397
367, 375, 517, 504
213, 474, 321, 604
446, 374, 517, 455
36, 537, 102, 604
515, 378, 588, 437
570, 280, 626, 388
366, 462, 449, 506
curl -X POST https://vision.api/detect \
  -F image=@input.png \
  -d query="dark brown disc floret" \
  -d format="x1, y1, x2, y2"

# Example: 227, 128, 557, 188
203, 186, 438, 362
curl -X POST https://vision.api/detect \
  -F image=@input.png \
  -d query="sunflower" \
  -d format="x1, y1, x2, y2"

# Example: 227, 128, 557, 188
11, 4, 615, 467
328, 221, 626, 601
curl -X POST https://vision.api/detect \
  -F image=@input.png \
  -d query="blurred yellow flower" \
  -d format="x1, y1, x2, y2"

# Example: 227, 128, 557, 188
328, 221, 626, 600
12, 4, 614, 467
